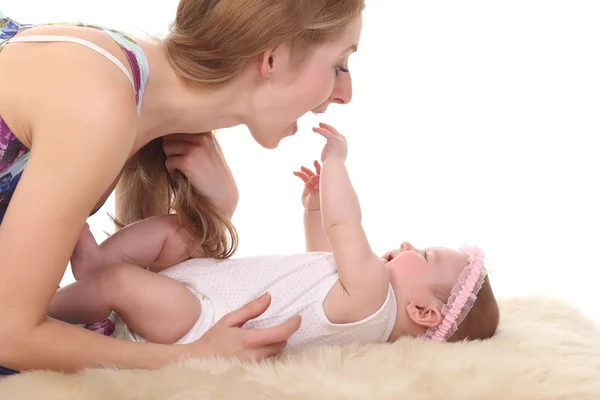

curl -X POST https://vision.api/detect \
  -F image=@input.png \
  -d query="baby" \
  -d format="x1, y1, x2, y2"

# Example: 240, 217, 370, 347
49, 123, 499, 348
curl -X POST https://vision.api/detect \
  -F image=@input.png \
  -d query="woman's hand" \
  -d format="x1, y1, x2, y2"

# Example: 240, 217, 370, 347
293, 161, 321, 211
186, 293, 301, 361
163, 132, 239, 218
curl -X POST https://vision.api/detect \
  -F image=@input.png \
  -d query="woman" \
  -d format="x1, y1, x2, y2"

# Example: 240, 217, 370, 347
0, 0, 363, 374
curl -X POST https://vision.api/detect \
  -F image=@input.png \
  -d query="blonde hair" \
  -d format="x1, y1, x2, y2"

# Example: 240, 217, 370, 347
432, 276, 500, 342
116, 136, 238, 261
117, 0, 364, 261
163, 0, 366, 87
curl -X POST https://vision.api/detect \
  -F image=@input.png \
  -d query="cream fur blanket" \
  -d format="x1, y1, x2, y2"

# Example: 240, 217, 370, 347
1, 295, 599, 400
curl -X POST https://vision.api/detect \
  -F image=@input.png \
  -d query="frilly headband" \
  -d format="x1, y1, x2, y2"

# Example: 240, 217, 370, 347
425, 245, 488, 341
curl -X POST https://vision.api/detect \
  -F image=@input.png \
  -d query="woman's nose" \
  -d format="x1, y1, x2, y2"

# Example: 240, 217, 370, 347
329, 72, 353, 105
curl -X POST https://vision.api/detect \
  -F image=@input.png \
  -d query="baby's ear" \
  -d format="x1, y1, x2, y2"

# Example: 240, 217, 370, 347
405, 303, 442, 328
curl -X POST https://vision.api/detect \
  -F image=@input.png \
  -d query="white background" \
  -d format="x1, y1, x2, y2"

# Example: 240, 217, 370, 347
4, 1, 600, 321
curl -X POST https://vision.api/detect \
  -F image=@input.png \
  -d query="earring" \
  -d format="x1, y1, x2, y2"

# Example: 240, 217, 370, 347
266, 74, 271, 83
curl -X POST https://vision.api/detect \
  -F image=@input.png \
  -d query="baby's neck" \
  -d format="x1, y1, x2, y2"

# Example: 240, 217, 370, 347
387, 309, 427, 342
387, 323, 404, 342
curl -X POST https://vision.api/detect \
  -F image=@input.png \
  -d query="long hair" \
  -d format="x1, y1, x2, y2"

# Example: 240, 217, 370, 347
163, 0, 365, 87
115, 136, 238, 262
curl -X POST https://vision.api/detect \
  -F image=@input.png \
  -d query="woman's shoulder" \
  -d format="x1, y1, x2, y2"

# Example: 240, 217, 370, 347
0, 23, 142, 148
2, 23, 141, 83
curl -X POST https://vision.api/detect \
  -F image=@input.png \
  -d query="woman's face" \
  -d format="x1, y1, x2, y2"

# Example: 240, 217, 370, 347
246, 15, 363, 149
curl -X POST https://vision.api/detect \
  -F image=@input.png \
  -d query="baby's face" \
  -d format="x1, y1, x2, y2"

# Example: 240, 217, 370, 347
383, 242, 469, 300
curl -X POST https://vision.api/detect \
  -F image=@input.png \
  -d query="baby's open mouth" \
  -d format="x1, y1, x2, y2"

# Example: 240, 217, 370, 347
382, 253, 394, 263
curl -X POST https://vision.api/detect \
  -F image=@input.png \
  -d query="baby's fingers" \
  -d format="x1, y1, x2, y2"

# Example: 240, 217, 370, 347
300, 166, 315, 177
308, 181, 320, 193
318, 122, 341, 136
313, 160, 321, 175
293, 171, 310, 183
312, 127, 335, 140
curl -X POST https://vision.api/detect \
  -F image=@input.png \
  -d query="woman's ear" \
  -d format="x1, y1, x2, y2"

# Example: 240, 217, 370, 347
259, 47, 277, 81
405, 302, 442, 328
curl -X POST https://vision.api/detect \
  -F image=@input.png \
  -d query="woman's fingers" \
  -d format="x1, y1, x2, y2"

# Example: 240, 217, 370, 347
164, 155, 187, 175
220, 292, 272, 328
242, 314, 302, 348
163, 132, 212, 144
190, 294, 300, 362
162, 140, 190, 157
217, 294, 301, 360
247, 341, 288, 361
163, 132, 215, 155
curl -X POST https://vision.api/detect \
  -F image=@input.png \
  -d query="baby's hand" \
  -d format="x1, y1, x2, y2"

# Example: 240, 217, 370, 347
312, 123, 347, 162
293, 161, 321, 211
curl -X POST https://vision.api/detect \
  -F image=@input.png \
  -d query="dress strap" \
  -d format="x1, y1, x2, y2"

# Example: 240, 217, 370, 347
7, 35, 134, 87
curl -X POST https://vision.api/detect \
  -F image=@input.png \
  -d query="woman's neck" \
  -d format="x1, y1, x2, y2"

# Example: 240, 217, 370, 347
133, 38, 254, 148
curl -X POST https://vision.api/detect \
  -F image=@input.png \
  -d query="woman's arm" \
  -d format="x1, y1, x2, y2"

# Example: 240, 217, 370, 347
0, 39, 299, 372
0, 37, 187, 371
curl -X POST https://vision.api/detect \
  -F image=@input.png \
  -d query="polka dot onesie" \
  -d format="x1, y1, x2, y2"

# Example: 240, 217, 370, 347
125, 252, 397, 348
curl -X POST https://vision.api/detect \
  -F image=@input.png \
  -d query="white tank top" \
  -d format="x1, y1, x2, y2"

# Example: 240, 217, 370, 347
160, 252, 397, 348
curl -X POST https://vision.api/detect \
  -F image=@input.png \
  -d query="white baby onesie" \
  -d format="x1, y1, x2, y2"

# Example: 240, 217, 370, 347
124, 252, 397, 348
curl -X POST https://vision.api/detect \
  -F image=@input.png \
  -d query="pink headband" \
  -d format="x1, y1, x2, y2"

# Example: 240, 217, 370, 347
425, 245, 488, 342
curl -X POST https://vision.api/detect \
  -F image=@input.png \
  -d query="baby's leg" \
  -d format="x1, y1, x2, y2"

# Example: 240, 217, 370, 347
49, 263, 202, 344
79, 215, 188, 274
71, 222, 105, 281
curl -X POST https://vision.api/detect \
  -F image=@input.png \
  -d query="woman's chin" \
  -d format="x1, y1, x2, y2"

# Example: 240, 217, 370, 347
281, 121, 299, 139
250, 121, 298, 149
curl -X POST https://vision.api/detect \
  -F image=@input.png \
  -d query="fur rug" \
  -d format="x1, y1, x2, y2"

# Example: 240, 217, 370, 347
1, 295, 599, 400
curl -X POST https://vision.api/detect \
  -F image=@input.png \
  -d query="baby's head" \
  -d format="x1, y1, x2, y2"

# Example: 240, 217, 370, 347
384, 242, 499, 342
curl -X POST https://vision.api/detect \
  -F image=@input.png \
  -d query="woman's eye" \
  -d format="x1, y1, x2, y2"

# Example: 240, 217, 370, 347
335, 66, 349, 77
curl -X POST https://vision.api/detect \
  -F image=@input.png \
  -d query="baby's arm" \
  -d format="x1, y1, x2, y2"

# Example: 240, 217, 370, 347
304, 209, 331, 252
319, 156, 389, 321
321, 159, 389, 292
294, 161, 332, 252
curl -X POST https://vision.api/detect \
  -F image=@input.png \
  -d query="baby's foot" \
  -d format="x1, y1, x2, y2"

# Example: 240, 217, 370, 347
71, 223, 104, 280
